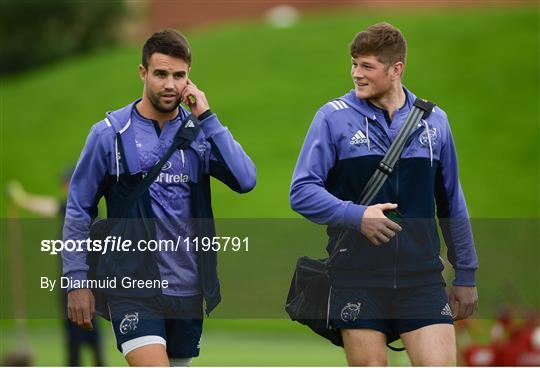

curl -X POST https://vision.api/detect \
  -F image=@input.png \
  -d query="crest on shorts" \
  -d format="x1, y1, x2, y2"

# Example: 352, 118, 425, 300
119, 312, 139, 334
340, 302, 362, 322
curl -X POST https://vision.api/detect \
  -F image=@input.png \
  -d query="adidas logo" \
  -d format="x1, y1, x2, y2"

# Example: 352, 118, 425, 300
350, 130, 368, 145
441, 303, 453, 317
185, 120, 195, 128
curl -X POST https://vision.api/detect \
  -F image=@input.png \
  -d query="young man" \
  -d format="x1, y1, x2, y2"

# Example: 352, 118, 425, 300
290, 23, 478, 366
62, 29, 256, 366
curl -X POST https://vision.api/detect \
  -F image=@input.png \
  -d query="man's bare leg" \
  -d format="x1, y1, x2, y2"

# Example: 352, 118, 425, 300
125, 344, 169, 366
400, 323, 456, 366
341, 329, 388, 366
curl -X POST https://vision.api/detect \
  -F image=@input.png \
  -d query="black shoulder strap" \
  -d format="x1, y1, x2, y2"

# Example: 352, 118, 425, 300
329, 98, 435, 261
355, 98, 435, 206
120, 114, 201, 217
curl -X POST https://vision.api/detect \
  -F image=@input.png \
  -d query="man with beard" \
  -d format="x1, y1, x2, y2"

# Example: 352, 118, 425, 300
290, 23, 478, 365
62, 29, 256, 366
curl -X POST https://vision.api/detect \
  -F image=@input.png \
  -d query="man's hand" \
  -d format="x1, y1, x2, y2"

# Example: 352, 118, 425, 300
449, 285, 478, 320
67, 288, 95, 331
181, 79, 210, 118
360, 203, 402, 246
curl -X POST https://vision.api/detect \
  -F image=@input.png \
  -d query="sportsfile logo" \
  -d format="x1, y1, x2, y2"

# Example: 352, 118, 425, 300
350, 129, 368, 145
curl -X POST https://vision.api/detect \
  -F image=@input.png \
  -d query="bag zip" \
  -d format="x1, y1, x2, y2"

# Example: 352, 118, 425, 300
393, 235, 399, 289
370, 118, 392, 149
393, 161, 400, 289
403, 124, 425, 150
326, 285, 332, 328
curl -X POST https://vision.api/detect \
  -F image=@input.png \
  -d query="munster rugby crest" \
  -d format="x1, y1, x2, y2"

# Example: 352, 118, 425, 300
340, 302, 362, 322
119, 312, 139, 334
419, 127, 439, 147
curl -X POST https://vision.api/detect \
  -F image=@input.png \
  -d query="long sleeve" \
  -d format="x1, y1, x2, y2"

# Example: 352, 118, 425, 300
201, 113, 256, 193
435, 123, 478, 286
290, 111, 366, 230
62, 124, 109, 282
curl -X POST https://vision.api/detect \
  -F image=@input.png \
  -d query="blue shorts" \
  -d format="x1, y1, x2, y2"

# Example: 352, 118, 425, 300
108, 294, 203, 358
330, 283, 453, 342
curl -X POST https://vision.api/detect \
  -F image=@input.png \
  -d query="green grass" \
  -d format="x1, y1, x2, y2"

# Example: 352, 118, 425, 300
1, 319, 413, 366
1, 5, 539, 366
1, 6, 538, 218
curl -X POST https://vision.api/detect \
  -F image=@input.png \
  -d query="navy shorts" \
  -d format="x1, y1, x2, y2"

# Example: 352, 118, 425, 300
330, 283, 453, 342
108, 294, 203, 358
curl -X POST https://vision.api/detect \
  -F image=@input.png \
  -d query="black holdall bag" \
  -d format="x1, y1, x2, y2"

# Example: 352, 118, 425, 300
285, 99, 435, 348
85, 114, 202, 317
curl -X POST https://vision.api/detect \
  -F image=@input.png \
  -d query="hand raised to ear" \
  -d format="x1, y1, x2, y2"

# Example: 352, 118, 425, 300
181, 79, 210, 118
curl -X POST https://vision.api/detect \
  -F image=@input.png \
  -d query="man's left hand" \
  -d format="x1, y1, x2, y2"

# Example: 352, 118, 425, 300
181, 79, 210, 118
448, 285, 478, 321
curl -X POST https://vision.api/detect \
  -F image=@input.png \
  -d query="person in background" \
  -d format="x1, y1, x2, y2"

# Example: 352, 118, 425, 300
7, 169, 105, 367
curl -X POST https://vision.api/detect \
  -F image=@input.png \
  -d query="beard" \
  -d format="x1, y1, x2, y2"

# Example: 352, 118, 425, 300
147, 90, 181, 113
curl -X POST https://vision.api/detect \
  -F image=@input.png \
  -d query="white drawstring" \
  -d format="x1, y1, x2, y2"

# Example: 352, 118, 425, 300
422, 119, 433, 167
115, 137, 120, 181
180, 149, 185, 168
364, 116, 371, 151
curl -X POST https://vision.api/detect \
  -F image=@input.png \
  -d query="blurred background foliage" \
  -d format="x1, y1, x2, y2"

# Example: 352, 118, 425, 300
0, 0, 126, 75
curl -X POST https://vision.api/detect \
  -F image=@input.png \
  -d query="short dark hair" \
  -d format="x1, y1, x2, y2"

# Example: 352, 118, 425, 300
142, 29, 192, 68
350, 22, 406, 67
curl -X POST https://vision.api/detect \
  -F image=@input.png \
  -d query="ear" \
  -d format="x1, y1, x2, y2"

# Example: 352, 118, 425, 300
392, 61, 404, 80
138, 64, 147, 82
